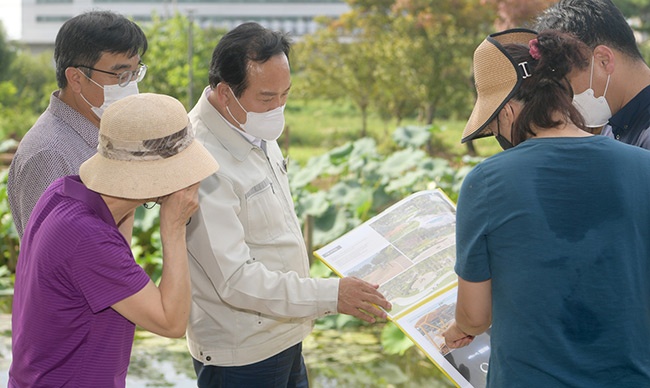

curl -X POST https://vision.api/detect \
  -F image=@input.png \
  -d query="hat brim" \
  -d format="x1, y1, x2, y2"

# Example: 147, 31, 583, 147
79, 140, 219, 200
461, 29, 538, 143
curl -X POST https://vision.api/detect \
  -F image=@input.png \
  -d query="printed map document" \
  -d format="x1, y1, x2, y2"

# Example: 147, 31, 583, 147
313, 190, 490, 388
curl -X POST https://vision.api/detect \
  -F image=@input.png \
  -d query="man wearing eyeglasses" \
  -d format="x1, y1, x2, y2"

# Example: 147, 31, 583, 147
7, 10, 148, 238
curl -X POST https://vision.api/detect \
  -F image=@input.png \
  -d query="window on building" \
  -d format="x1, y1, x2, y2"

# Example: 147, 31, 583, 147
36, 15, 74, 22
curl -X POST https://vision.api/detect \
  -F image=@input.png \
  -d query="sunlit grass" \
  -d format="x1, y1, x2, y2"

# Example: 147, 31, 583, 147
284, 146, 329, 167
283, 98, 501, 166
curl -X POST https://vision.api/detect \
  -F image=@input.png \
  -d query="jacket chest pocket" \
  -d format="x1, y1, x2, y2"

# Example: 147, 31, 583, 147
244, 178, 285, 242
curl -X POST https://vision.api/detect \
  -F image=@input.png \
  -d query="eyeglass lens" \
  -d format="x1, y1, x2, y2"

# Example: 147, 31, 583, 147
118, 64, 147, 87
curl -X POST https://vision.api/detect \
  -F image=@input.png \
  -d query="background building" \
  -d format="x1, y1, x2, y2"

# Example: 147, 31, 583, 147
21, 0, 348, 52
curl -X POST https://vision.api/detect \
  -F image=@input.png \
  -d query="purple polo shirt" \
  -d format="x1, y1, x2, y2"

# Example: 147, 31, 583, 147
9, 176, 151, 387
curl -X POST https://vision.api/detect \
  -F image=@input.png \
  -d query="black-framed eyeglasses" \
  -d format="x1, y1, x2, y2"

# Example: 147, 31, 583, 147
75, 63, 148, 87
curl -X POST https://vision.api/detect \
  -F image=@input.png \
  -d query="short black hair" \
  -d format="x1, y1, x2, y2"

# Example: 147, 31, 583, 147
534, 0, 643, 61
54, 11, 148, 89
208, 22, 291, 97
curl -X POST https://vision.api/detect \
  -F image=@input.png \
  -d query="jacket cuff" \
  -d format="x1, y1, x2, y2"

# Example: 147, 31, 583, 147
317, 277, 340, 317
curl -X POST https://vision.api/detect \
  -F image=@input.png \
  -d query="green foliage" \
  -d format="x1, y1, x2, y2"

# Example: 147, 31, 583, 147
130, 331, 196, 384
0, 169, 18, 301
7, 49, 57, 110
315, 313, 366, 331
128, 324, 453, 386
390, 0, 495, 122
291, 128, 466, 250
381, 321, 416, 356
393, 125, 434, 149
0, 26, 16, 82
131, 206, 163, 283
293, 24, 377, 136
615, 0, 650, 34
293, 0, 496, 135
487, 0, 556, 29
138, 12, 226, 109
304, 325, 453, 387
284, 95, 382, 147
0, 49, 57, 140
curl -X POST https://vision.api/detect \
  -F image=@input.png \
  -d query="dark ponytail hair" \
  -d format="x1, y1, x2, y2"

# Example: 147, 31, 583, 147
505, 30, 591, 145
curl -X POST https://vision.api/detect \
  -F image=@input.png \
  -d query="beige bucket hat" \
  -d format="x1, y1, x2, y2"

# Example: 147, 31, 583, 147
461, 28, 538, 143
80, 93, 219, 199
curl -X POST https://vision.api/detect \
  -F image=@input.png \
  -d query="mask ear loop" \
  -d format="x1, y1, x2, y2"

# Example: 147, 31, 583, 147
494, 112, 512, 149
507, 104, 516, 145
78, 68, 104, 90
602, 73, 611, 98
496, 114, 502, 138
225, 85, 248, 128
590, 56, 611, 98
495, 104, 516, 148
497, 105, 513, 141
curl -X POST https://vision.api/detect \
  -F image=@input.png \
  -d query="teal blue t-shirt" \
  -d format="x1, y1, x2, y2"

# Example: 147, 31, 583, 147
456, 136, 650, 387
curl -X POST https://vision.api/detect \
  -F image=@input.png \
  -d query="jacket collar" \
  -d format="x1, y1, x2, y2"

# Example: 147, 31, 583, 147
196, 87, 257, 162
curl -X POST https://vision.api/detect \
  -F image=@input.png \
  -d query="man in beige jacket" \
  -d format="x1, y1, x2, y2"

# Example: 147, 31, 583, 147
186, 22, 391, 387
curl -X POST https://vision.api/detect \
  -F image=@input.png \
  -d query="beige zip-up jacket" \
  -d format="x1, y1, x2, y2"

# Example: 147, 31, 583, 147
186, 88, 339, 367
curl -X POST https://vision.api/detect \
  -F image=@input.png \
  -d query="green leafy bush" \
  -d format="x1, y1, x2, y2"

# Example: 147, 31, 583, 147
291, 126, 474, 250
0, 168, 18, 313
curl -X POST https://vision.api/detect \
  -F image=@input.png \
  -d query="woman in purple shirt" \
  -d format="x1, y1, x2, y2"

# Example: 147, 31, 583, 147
9, 93, 219, 387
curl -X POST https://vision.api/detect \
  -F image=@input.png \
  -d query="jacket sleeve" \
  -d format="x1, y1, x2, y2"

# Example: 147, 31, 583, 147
187, 170, 339, 320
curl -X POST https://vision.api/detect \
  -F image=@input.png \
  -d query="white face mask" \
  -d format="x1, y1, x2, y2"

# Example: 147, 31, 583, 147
572, 57, 612, 128
226, 87, 285, 141
79, 69, 140, 119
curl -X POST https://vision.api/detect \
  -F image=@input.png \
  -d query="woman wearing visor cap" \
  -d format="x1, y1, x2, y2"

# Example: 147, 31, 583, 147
444, 29, 650, 387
